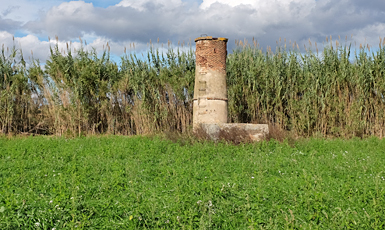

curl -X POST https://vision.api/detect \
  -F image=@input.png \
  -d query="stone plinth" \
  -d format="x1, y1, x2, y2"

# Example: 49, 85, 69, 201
200, 123, 269, 142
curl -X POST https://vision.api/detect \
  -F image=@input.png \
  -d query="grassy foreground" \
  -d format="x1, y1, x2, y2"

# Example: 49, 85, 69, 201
0, 136, 385, 229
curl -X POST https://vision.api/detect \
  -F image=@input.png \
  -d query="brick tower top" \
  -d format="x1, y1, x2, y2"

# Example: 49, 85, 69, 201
195, 36, 228, 74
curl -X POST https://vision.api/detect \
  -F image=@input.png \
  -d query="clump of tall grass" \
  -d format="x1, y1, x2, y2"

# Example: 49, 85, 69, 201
25, 40, 196, 137
0, 44, 42, 135
1, 37, 385, 138
117, 43, 195, 135
227, 38, 385, 138
37, 42, 120, 136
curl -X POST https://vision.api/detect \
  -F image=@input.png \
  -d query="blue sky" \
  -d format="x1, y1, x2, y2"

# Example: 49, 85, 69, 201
0, 0, 384, 62
83, 1, 122, 7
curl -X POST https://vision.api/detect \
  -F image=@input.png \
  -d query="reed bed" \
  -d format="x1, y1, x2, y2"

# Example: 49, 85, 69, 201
1, 38, 385, 138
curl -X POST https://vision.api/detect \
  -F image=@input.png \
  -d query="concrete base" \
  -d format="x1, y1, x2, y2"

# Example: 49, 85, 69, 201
199, 123, 269, 142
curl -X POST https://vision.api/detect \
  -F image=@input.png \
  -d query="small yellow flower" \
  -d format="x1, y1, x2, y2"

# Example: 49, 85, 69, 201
129, 215, 133, 220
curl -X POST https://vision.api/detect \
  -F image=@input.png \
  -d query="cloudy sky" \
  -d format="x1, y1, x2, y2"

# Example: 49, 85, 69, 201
1, 0, 384, 62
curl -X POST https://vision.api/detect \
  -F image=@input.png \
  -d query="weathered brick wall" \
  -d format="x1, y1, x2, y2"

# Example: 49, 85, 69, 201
195, 38, 227, 74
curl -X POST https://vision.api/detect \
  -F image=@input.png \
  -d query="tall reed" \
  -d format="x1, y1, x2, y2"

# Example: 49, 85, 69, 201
1, 38, 385, 138
227, 39, 385, 138
0, 45, 41, 134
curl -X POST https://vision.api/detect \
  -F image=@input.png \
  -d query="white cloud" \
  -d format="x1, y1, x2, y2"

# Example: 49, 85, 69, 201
117, 0, 183, 11
0, 31, 79, 62
351, 23, 385, 48
0, 30, 148, 63
0, 0, 383, 63
24, 0, 317, 43
200, 0, 316, 17
200, 0, 256, 9
0, 0, 62, 23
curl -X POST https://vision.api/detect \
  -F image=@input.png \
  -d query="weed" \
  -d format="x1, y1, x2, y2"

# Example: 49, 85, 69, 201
1, 136, 385, 229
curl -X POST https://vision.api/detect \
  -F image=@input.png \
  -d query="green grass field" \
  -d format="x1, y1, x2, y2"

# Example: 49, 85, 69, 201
1, 136, 385, 229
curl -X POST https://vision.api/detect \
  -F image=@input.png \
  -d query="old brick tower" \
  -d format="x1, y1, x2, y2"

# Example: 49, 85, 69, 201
193, 36, 229, 129
192, 35, 269, 141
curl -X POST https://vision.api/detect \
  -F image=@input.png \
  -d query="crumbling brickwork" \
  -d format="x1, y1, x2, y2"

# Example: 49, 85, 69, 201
195, 37, 228, 74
